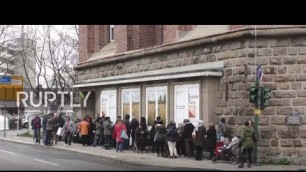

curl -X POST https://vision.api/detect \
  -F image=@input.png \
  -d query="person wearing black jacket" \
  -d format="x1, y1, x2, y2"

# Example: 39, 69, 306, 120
130, 116, 139, 149
182, 119, 195, 158
58, 113, 65, 141
124, 114, 131, 150
206, 123, 217, 159
149, 116, 162, 153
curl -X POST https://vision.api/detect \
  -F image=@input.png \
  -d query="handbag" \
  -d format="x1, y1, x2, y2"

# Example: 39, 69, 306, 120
120, 130, 129, 139
56, 127, 65, 136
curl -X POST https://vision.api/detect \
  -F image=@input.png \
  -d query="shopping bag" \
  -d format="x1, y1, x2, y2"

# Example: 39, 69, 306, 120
56, 127, 64, 136
120, 130, 128, 139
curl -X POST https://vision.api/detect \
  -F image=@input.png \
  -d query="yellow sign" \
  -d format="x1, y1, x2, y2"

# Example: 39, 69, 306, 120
254, 109, 261, 115
0, 75, 23, 101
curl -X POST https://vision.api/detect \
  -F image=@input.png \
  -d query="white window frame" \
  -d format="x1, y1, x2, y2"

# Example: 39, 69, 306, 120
100, 89, 117, 124
121, 88, 140, 122
146, 86, 167, 128
110, 25, 114, 42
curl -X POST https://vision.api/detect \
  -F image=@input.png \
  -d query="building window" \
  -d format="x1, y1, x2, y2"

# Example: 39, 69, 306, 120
121, 88, 140, 122
100, 89, 117, 124
174, 84, 200, 126
146, 86, 167, 127
109, 25, 114, 42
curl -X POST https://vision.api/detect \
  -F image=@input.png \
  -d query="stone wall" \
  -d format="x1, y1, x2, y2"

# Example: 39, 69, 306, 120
75, 27, 306, 163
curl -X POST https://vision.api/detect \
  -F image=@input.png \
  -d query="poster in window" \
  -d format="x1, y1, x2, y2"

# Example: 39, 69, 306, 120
174, 85, 188, 125
101, 92, 109, 117
188, 85, 199, 119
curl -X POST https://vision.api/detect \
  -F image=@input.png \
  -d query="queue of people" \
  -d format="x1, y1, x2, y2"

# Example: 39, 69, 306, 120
32, 113, 256, 168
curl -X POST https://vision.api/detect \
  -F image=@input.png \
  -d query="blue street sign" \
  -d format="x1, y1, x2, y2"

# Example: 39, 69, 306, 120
256, 65, 263, 82
0, 76, 11, 84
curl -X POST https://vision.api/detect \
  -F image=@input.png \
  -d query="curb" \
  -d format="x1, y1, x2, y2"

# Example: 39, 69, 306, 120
0, 138, 204, 170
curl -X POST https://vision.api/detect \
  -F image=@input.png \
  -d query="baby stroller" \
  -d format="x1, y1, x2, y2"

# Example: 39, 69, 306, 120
133, 127, 149, 153
212, 137, 241, 164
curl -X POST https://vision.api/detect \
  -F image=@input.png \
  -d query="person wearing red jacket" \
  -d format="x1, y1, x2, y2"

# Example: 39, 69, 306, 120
114, 119, 127, 153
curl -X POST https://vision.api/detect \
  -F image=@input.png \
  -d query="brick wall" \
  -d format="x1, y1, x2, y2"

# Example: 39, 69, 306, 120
163, 25, 178, 44
76, 28, 306, 163
95, 25, 109, 52
79, 25, 96, 63
115, 25, 128, 53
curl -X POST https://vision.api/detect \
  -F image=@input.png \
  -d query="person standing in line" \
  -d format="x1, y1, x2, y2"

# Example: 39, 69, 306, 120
52, 113, 59, 145
103, 117, 113, 150
114, 119, 127, 153
123, 114, 131, 150
130, 116, 139, 149
238, 121, 256, 168
165, 121, 179, 158
31, 113, 41, 145
64, 117, 74, 147
182, 119, 195, 158
42, 114, 48, 145
154, 120, 166, 157
46, 114, 54, 146
217, 118, 226, 142
194, 120, 206, 161
206, 123, 217, 160
93, 117, 102, 147
79, 117, 90, 147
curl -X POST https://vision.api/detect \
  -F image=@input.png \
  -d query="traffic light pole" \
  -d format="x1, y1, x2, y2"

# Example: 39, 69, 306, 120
253, 72, 260, 165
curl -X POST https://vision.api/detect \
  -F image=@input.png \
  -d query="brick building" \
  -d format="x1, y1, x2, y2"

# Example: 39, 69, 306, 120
74, 25, 306, 164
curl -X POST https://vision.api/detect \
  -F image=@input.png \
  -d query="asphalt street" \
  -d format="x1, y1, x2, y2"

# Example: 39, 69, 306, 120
0, 140, 207, 171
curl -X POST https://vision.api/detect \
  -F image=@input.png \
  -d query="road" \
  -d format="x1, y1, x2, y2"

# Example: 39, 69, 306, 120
0, 140, 206, 171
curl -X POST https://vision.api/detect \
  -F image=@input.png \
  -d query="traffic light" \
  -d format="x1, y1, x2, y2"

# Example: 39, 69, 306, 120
249, 86, 258, 104
260, 87, 271, 110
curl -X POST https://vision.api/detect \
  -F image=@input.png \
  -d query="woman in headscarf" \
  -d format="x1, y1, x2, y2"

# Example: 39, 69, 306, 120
194, 120, 206, 161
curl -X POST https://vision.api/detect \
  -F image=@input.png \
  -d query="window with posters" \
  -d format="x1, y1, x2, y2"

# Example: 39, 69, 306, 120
174, 84, 200, 126
146, 86, 167, 127
122, 88, 140, 122
100, 90, 117, 124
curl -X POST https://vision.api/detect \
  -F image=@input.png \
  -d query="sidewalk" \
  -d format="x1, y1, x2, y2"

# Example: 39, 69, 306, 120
0, 134, 305, 171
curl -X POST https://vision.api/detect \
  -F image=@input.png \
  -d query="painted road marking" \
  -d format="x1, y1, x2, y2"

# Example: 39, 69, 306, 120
0, 150, 15, 155
34, 159, 59, 166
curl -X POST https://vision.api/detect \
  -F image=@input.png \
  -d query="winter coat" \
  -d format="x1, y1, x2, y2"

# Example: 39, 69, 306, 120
31, 116, 41, 129
103, 120, 112, 136
206, 126, 217, 149
114, 123, 127, 143
182, 122, 195, 139
79, 120, 90, 135
124, 119, 131, 137
154, 124, 166, 142
194, 125, 206, 147
136, 127, 147, 141
52, 117, 59, 131
46, 117, 53, 131
64, 121, 74, 133
95, 121, 102, 135
130, 118, 139, 134
217, 122, 226, 139
241, 126, 255, 149
58, 116, 65, 128
166, 126, 178, 142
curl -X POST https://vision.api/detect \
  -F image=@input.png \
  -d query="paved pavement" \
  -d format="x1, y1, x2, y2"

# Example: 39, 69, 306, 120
0, 130, 305, 171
